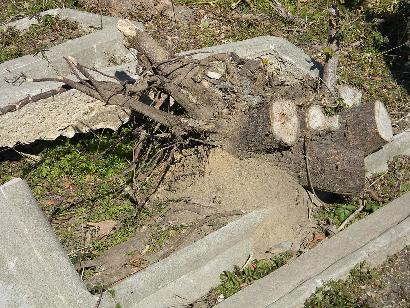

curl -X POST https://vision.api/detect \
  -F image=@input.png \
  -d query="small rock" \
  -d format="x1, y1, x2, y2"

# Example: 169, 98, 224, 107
206, 71, 222, 79
338, 85, 362, 108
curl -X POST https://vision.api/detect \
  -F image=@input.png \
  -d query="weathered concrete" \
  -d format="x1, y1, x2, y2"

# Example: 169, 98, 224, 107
0, 178, 97, 308
365, 129, 410, 176
4, 8, 118, 32
184, 36, 322, 78
99, 209, 271, 308
216, 191, 410, 308
0, 62, 138, 147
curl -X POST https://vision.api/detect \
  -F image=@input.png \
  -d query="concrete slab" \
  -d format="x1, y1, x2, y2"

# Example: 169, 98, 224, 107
0, 62, 139, 147
216, 191, 410, 308
365, 129, 410, 176
184, 36, 322, 78
0, 178, 98, 308
99, 209, 271, 308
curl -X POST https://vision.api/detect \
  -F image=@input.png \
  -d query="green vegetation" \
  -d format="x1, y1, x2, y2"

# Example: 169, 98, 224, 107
147, 224, 187, 252
216, 252, 292, 299
0, 14, 83, 64
168, 0, 409, 123
305, 262, 381, 308
0, 0, 79, 23
0, 125, 145, 261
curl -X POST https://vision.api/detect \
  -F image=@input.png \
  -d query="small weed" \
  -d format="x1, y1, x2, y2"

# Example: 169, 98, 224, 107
304, 262, 380, 308
216, 252, 292, 299
147, 224, 187, 252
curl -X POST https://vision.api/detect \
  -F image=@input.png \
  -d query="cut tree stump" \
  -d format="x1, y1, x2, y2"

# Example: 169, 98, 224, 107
23, 19, 394, 195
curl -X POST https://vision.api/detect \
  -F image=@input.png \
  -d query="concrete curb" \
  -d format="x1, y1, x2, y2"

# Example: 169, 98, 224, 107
0, 178, 97, 308
183, 36, 321, 78
99, 209, 272, 308
365, 129, 410, 176
216, 191, 410, 308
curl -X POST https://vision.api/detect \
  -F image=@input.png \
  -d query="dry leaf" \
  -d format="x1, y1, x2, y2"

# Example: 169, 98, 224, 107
87, 220, 118, 239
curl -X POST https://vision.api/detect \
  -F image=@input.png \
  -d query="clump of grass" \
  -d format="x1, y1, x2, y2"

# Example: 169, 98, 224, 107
216, 252, 292, 299
0, 0, 79, 24
0, 14, 83, 63
304, 262, 381, 308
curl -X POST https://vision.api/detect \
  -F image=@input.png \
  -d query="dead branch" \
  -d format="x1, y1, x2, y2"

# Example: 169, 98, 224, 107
270, 0, 305, 25
322, 4, 340, 94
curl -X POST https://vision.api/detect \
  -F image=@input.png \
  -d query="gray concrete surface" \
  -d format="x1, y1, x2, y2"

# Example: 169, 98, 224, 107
365, 129, 410, 176
0, 178, 97, 308
0, 62, 139, 147
3, 8, 118, 32
184, 36, 322, 78
99, 209, 271, 308
216, 191, 410, 308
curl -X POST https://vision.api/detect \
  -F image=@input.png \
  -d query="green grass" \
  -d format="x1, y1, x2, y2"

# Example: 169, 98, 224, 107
0, 125, 142, 261
0, 14, 83, 63
304, 262, 381, 308
0, 0, 80, 24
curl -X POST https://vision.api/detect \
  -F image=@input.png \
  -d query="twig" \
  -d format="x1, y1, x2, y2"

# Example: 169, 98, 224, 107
241, 254, 253, 270
321, 4, 340, 94
337, 200, 365, 231
0, 86, 71, 116
303, 136, 321, 220
270, 0, 305, 25
94, 289, 104, 308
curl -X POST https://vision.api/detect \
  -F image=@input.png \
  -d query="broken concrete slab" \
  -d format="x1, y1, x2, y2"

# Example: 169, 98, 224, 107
0, 178, 98, 308
365, 129, 410, 176
0, 89, 130, 147
0, 62, 139, 147
4, 8, 118, 32
184, 36, 322, 78
99, 209, 271, 308
216, 191, 410, 308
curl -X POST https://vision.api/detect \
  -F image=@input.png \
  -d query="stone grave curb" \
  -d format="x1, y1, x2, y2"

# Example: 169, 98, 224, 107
216, 191, 410, 308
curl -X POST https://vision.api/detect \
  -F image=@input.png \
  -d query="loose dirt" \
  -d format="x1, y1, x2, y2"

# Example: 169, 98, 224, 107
162, 147, 315, 258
